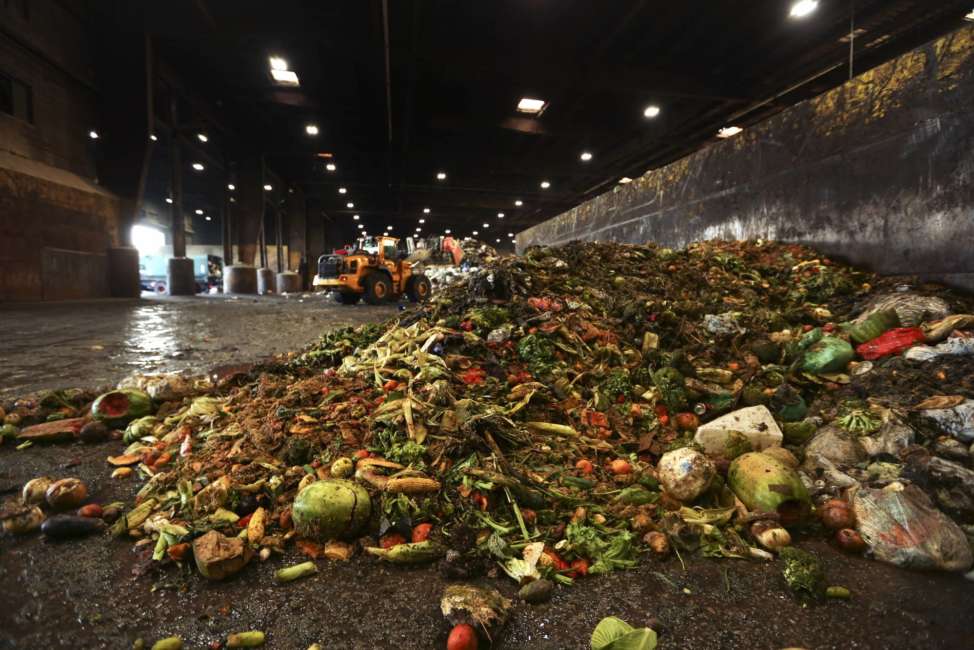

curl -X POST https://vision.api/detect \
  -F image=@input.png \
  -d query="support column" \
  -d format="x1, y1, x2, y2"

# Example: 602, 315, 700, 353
165, 97, 194, 295
223, 157, 260, 294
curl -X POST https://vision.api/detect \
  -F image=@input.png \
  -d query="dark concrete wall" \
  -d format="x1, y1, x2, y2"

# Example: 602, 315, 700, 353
0, 0, 97, 177
0, 163, 123, 301
0, 1, 127, 302
518, 27, 974, 291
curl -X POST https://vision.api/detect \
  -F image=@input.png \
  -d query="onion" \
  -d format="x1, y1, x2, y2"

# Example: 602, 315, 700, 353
45, 478, 88, 510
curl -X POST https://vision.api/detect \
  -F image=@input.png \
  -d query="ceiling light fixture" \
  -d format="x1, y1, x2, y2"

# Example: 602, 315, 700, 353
789, 0, 819, 18
346, 202, 354, 208
88, 130, 99, 139
643, 105, 661, 119
270, 68, 299, 86
227, 183, 235, 191
386, 225, 392, 230
195, 209, 203, 215
497, 212, 505, 218
436, 172, 447, 180
419, 219, 425, 224
717, 126, 743, 138
305, 124, 319, 136
482, 223, 490, 229
353, 214, 359, 220
423, 207, 430, 214
263, 184, 273, 191
496, 238, 501, 243
472, 230, 479, 236
192, 162, 205, 171
416, 227, 421, 232
516, 97, 547, 115
618, 177, 633, 184
508, 233, 514, 237
514, 199, 523, 207
445, 229, 451, 234
230, 197, 236, 203
205, 216, 212, 221
338, 187, 347, 194
580, 152, 593, 162
149, 134, 158, 142
165, 197, 173, 204
269, 56, 288, 71
197, 133, 208, 143
326, 163, 337, 172
540, 180, 551, 189
357, 224, 363, 229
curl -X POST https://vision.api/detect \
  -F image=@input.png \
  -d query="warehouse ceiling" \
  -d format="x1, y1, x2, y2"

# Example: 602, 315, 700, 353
88, 0, 973, 243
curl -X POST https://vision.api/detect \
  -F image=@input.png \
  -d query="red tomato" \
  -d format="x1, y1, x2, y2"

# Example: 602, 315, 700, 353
353, 449, 370, 460
446, 623, 478, 650
543, 549, 569, 571
570, 558, 589, 577
383, 379, 400, 392
411, 523, 433, 543
237, 513, 253, 528
609, 459, 632, 475
77, 504, 103, 518
674, 412, 700, 431
727, 361, 741, 371
379, 533, 406, 549
520, 508, 537, 524
575, 459, 594, 475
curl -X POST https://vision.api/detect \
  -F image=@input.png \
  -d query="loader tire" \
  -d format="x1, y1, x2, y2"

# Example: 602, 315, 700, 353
364, 273, 393, 305
406, 274, 432, 303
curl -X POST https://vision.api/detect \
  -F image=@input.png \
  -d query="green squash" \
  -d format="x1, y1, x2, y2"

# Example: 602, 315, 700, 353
292, 479, 372, 541
728, 452, 810, 524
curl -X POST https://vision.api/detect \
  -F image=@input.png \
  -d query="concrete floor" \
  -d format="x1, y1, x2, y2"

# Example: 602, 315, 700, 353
0, 293, 398, 400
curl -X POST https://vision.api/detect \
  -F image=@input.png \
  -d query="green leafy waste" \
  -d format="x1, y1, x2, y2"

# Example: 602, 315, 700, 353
517, 333, 557, 377
566, 523, 639, 575
591, 616, 657, 650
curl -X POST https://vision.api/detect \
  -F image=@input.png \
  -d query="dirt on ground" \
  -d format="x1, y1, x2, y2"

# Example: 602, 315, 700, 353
1, 438, 971, 649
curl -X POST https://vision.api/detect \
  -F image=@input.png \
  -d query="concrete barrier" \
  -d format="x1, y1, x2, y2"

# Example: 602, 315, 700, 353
223, 265, 258, 294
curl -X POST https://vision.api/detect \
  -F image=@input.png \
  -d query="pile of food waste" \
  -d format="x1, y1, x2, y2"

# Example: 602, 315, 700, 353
3, 239, 974, 645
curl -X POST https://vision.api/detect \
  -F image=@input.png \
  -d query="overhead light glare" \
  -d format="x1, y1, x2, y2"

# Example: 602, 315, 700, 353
192, 162, 205, 171
263, 184, 273, 191
789, 0, 819, 18
497, 212, 505, 218
165, 197, 173, 204
445, 229, 451, 234
269, 56, 288, 71
305, 124, 319, 136
205, 216, 212, 221
316, 152, 334, 159
419, 219, 426, 224
436, 172, 447, 180
338, 187, 347, 194
482, 223, 489, 229
416, 227, 421, 232
717, 126, 743, 138
423, 207, 431, 214
540, 180, 551, 189
197, 133, 208, 143
227, 183, 235, 191
195, 209, 204, 215
643, 105, 661, 119
357, 224, 363, 229
516, 97, 547, 115
270, 68, 299, 86
514, 199, 523, 207
346, 202, 354, 208
472, 230, 479, 236
353, 214, 360, 220
580, 152, 593, 162
326, 163, 337, 172
508, 233, 514, 237
149, 134, 158, 142
618, 177, 633, 184
496, 238, 501, 243
88, 130, 99, 139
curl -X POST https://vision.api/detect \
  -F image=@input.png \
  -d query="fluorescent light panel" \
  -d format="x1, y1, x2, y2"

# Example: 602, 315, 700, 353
517, 97, 547, 114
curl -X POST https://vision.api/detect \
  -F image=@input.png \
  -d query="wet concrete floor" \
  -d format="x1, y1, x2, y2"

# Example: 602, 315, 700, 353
0, 293, 397, 400
1, 295, 972, 648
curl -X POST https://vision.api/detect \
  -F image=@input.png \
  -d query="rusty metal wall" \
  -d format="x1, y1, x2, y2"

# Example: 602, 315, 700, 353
518, 27, 974, 290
